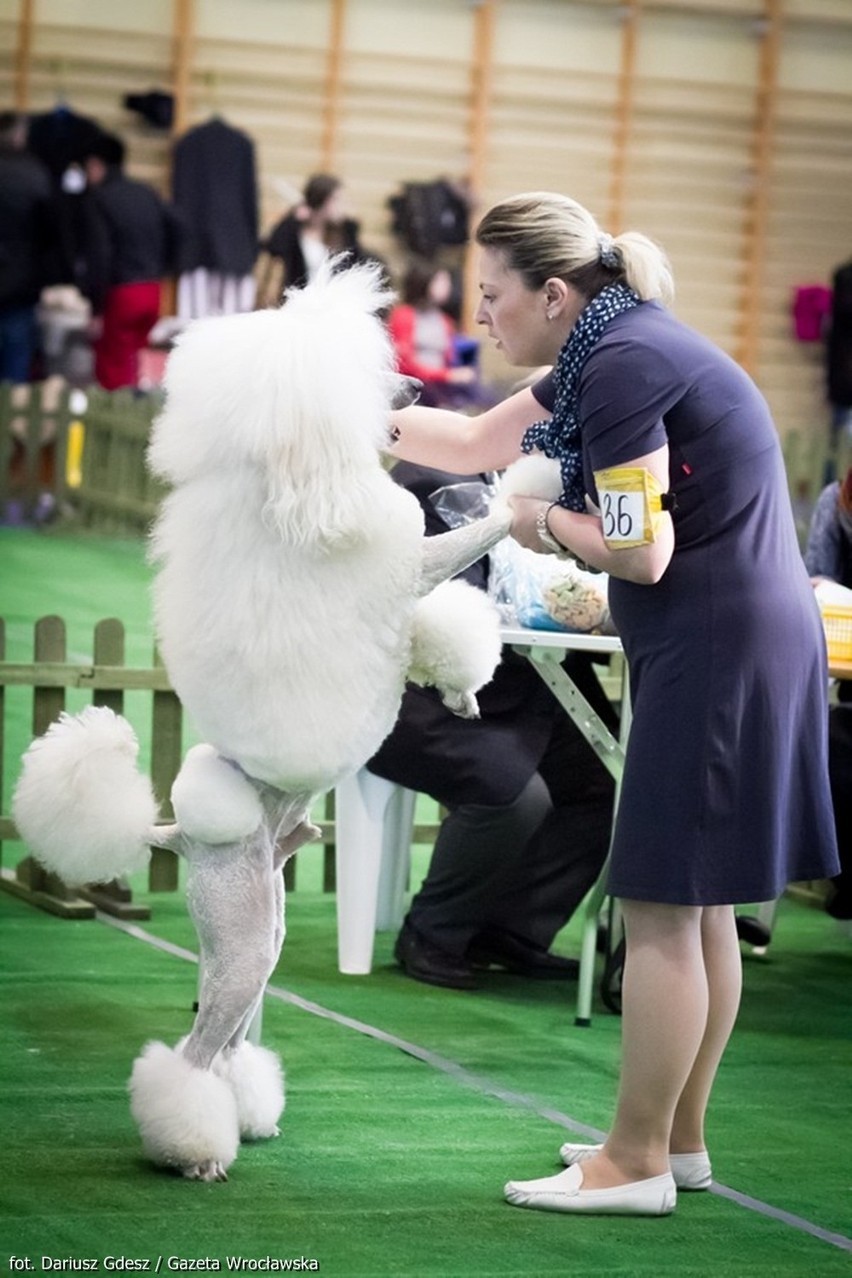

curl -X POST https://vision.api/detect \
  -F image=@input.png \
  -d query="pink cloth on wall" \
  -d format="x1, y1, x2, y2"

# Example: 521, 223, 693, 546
792, 285, 833, 342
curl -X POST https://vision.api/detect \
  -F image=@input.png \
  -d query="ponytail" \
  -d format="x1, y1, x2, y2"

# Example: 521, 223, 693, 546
476, 191, 674, 306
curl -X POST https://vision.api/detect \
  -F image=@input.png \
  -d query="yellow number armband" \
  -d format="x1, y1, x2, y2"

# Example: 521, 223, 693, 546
593, 466, 673, 549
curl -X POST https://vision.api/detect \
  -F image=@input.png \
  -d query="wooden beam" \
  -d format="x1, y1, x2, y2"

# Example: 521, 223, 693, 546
171, 0, 195, 139
607, 0, 640, 236
320, 0, 347, 172
462, 0, 497, 333
736, 0, 782, 375
14, 0, 35, 112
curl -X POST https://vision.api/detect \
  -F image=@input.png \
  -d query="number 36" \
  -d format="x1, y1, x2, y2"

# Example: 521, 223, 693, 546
601, 492, 635, 539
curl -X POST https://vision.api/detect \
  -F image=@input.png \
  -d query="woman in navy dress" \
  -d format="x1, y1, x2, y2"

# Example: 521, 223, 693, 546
389, 191, 839, 1218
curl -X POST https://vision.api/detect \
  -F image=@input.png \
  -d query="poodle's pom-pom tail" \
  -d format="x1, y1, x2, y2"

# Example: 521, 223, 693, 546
171, 744, 263, 844
213, 1041, 285, 1140
129, 1041, 240, 1178
12, 706, 158, 887
408, 579, 503, 699
500, 454, 564, 502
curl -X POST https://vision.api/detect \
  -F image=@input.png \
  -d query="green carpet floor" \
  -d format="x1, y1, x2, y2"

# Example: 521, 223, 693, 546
1, 526, 850, 1276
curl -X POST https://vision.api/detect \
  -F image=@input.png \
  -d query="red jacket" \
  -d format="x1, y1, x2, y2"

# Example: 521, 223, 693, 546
388, 304, 456, 384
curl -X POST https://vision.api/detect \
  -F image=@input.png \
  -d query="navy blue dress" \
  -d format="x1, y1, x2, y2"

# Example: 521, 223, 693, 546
533, 302, 840, 904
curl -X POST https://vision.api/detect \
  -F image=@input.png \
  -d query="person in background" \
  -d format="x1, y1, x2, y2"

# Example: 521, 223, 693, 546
805, 465, 852, 920
258, 173, 367, 302
367, 458, 616, 990
0, 111, 53, 382
389, 190, 838, 1218
388, 259, 477, 407
81, 130, 182, 391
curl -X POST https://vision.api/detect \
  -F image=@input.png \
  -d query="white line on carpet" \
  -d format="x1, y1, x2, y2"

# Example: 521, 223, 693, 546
98, 912, 852, 1254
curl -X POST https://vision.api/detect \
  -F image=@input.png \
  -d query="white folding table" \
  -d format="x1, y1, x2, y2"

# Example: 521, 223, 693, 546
500, 626, 629, 1026
333, 625, 629, 1026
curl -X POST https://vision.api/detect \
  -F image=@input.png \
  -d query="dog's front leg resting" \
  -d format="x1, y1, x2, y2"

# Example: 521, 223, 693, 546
417, 507, 512, 596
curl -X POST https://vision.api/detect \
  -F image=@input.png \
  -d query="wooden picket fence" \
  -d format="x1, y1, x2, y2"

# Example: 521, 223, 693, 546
75, 388, 167, 533
0, 616, 444, 922
0, 379, 74, 525
0, 381, 165, 534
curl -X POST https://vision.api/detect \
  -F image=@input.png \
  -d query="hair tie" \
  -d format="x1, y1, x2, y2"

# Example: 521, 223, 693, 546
598, 233, 620, 269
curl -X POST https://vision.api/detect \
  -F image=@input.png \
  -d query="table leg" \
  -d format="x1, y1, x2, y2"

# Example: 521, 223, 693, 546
512, 645, 631, 1025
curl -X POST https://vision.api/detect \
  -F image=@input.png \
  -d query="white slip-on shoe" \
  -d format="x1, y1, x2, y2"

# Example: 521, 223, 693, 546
669, 1152, 713, 1190
504, 1163, 676, 1216
558, 1140, 602, 1166
559, 1141, 712, 1191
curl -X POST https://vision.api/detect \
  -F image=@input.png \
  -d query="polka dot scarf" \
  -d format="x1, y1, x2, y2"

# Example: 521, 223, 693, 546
522, 283, 640, 511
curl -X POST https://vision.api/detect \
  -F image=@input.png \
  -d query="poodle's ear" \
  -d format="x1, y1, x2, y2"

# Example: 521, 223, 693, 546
258, 359, 387, 554
262, 451, 373, 552
258, 260, 397, 552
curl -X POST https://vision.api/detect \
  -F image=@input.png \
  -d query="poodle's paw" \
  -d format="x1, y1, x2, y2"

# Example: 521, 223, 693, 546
183, 1159, 229, 1183
212, 1041, 285, 1141
500, 455, 563, 501
129, 1041, 240, 1179
441, 689, 480, 720
408, 580, 502, 708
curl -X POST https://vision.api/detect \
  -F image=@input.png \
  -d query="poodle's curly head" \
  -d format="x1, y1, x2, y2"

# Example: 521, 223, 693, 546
146, 257, 416, 550
147, 257, 403, 486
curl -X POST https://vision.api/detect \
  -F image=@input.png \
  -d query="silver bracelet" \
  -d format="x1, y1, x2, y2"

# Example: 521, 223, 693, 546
535, 502, 570, 558
536, 502, 594, 570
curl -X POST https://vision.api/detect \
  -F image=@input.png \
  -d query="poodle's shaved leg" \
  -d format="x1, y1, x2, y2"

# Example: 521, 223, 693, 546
272, 866, 285, 970
186, 947, 277, 1070
181, 836, 282, 1071
149, 823, 181, 852
418, 507, 512, 595
226, 871, 284, 1051
273, 818, 321, 872
228, 989, 266, 1050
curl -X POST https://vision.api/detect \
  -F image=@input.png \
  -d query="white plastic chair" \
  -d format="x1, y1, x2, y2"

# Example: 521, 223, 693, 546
334, 768, 418, 973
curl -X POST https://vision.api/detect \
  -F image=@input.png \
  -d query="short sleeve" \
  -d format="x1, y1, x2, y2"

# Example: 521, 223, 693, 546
580, 327, 686, 473
531, 370, 555, 412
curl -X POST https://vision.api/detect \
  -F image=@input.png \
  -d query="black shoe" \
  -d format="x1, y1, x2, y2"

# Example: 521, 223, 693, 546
394, 921, 479, 990
826, 887, 852, 921
468, 928, 580, 980
735, 914, 772, 947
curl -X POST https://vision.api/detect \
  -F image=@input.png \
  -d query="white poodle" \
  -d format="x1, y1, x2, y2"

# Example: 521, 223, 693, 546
13, 259, 517, 1182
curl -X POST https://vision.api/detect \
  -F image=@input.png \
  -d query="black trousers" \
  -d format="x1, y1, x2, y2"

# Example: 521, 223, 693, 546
406, 711, 615, 958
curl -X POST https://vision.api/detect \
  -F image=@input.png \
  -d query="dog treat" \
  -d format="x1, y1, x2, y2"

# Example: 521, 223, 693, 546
543, 573, 609, 632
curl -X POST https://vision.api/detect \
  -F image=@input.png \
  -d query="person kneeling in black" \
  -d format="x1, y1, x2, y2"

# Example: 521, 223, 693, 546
366, 461, 617, 989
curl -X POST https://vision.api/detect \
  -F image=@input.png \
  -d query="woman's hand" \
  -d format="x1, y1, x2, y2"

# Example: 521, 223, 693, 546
508, 495, 551, 554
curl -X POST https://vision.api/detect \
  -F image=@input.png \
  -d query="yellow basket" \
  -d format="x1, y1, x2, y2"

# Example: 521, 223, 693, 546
821, 604, 852, 674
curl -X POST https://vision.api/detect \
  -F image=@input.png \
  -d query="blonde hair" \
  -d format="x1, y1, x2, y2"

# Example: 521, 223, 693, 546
475, 191, 674, 306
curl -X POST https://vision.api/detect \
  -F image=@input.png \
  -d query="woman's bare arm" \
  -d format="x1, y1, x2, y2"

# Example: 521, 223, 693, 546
509, 445, 675, 585
388, 386, 547, 475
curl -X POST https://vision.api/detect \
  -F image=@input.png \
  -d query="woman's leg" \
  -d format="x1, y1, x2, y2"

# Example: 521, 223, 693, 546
580, 900, 710, 1189
669, 903, 741, 1153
